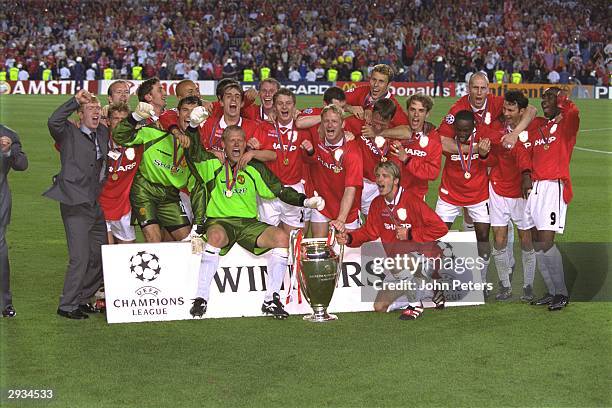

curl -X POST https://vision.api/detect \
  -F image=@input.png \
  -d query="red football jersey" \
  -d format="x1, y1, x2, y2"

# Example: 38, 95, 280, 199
439, 126, 493, 206
159, 108, 178, 131
397, 129, 442, 199
199, 116, 260, 152
257, 120, 309, 185
517, 98, 580, 203
342, 117, 391, 182
348, 186, 448, 257
344, 85, 409, 127
302, 137, 363, 223
438, 94, 505, 137
487, 118, 547, 198
99, 141, 142, 220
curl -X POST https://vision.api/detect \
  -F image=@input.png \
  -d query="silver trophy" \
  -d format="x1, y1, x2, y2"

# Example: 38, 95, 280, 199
289, 229, 344, 322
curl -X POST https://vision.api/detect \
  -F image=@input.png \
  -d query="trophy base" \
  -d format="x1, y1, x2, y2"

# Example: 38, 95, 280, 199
303, 312, 338, 322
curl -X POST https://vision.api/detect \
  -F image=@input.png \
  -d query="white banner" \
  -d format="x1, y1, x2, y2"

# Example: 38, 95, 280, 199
102, 232, 483, 323
98, 80, 216, 97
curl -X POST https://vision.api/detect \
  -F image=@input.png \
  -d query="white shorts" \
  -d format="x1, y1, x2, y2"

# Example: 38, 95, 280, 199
106, 212, 136, 242
435, 197, 490, 224
179, 191, 193, 223
310, 209, 361, 230
488, 183, 534, 230
524, 179, 567, 234
258, 182, 305, 228
361, 178, 380, 216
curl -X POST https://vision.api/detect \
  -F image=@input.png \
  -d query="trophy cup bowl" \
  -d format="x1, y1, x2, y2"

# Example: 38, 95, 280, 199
297, 238, 342, 322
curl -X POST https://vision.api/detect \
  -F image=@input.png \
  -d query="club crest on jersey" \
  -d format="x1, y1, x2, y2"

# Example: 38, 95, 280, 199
518, 131, 528, 143
550, 124, 558, 134
397, 208, 407, 221
445, 114, 455, 125
236, 175, 245, 184
419, 135, 429, 148
125, 148, 135, 160
484, 112, 491, 125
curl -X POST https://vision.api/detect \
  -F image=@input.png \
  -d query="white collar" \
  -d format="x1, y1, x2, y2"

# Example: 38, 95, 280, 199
220, 115, 242, 129
278, 119, 294, 130
324, 137, 344, 147
384, 186, 403, 206
469, 97, 488, 113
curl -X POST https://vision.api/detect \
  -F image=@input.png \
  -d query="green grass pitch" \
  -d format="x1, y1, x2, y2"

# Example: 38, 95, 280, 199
0, 94, 611, 407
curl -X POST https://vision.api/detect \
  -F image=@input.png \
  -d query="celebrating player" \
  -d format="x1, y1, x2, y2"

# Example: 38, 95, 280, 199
199, 83, 266, 157
344, 64, 409, 127
256, 88, 311, 233
436, 110, 493, 289
487, 91, 546, 301
438, 72, 536, 233
113, 97, 199, 242
336, 161, 448, 319
301, 105, 363, 237
98, 103, 140, 244
343, 98, 406, 216
184, 123, 324, 319
386, 94, 442, 200
520, 88, 580, 311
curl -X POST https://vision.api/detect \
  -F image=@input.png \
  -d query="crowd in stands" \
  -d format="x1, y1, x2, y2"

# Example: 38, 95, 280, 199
1, 0, 610, 85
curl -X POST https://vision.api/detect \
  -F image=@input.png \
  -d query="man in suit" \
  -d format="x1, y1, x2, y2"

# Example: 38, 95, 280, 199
44, 90, 110, 320
0, 125, 28, 318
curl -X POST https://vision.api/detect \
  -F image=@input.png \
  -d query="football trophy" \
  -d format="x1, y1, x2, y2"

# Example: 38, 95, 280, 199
289, 228, 344, 322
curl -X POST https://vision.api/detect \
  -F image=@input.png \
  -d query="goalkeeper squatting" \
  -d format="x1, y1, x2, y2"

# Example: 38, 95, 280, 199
184, 106, 325, 319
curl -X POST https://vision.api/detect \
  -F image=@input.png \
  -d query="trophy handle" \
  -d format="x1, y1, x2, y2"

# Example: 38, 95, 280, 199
328, 226, 345, 287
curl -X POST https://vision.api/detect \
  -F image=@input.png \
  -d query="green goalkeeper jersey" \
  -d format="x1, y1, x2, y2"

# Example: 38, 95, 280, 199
113, 115, 189, 189
184, 126, 306, 225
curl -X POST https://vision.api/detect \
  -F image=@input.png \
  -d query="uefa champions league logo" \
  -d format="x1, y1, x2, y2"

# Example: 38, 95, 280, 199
128, 251, 161, 282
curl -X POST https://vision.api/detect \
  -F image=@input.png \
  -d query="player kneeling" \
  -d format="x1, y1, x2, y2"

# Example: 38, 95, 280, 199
336, 161, 448, 320
184, 115, 324, 319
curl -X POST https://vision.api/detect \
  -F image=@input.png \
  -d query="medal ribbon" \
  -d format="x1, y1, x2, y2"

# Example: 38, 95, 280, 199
208, 119, 222, 150
385, 188, 402, 226
109, 139, 125, 177
372, 138, 390, 159
274, 122, 296, 165
173, 136, 184, 172
320, 136, 346, 172
456, 130, 475, 176
224, 160, 239, 193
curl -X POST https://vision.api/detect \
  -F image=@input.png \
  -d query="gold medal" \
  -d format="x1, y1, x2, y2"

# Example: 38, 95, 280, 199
543, 144, 550, 150
381, 157, 388, 162
225, 190, 233, 198
283, 158, 289, 165
333, 167, 341, 174
464, 172, 471, 179
111, 173, 119, 181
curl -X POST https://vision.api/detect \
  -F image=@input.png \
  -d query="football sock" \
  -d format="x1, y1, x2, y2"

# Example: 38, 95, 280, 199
478, 255, 490, 284
536, 250, 555, 294
265, 248, 289, 301
492, 247, 511, 287
195, 244, 221, 301
521, 249, 536, 288
542, 245, 567, 296
506, 221, 516, 269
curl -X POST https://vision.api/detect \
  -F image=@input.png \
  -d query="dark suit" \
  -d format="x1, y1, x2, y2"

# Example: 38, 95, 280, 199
0, 124, 28, 309
44, 97, 110, 312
